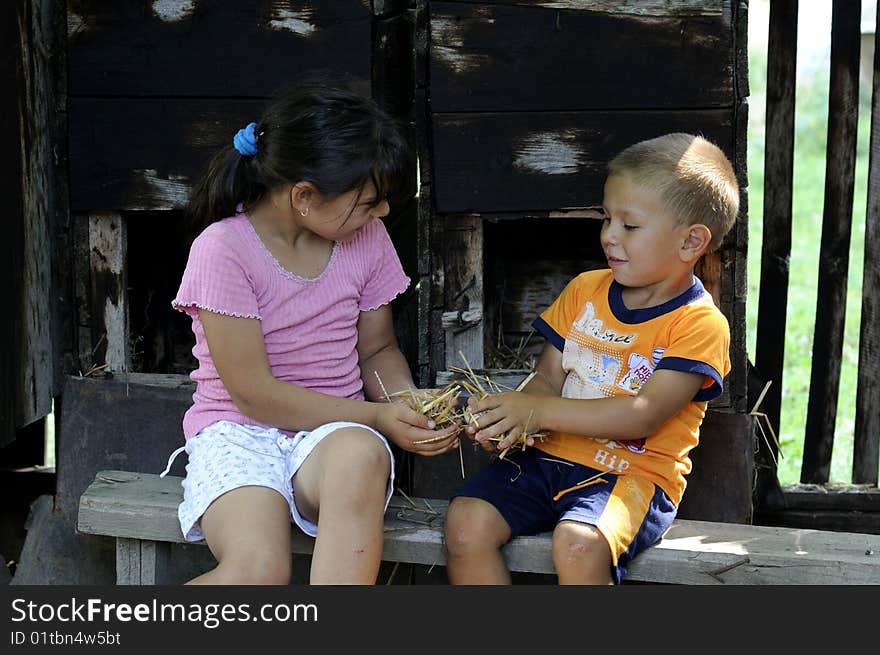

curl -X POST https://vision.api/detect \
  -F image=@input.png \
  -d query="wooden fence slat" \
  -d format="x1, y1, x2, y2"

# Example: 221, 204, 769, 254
754, 0, 798, 471
853, 2, 880, 486
802, 0, 862, 484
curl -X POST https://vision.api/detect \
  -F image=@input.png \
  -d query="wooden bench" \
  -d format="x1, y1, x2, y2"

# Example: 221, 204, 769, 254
77, 470, 880, 585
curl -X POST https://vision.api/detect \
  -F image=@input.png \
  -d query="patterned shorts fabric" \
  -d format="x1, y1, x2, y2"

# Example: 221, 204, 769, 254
161, 420, 395, 542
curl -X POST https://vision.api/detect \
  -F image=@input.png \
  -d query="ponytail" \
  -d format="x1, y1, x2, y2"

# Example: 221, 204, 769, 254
185, 80, 411, 233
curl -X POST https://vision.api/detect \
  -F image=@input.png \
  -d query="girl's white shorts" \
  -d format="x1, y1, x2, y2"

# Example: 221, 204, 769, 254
160, 420, 395, 542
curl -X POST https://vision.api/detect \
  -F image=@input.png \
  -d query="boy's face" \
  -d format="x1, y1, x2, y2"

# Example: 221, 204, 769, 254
600, 173, 690, 290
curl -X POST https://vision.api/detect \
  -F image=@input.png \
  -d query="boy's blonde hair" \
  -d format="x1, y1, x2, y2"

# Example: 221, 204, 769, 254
607, 133, 739, 251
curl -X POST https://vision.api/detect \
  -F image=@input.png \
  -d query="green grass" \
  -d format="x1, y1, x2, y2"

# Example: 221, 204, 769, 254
746, 29, 872, 485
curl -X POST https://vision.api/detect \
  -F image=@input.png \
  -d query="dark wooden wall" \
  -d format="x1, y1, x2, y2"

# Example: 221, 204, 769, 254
412, 0, 753, 525
31, 0, 754, 583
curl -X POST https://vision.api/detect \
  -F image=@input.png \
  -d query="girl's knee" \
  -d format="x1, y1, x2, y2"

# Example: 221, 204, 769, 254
215, 551, 292, 585
445, 497, 509, 556
323, 428, 391, 477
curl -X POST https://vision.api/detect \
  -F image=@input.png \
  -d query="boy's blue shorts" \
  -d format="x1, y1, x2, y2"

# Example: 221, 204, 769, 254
452, 447, 676, 584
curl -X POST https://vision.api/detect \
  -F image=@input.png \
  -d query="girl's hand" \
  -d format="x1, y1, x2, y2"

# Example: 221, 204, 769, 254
376, 402, 461, 456
465, 392, 542, 453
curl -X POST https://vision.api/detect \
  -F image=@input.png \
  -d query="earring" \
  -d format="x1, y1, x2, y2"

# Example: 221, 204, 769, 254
300, 207, 310, 217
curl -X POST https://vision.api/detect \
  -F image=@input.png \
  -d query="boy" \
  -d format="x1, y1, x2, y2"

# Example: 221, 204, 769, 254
444, 133, 739, 585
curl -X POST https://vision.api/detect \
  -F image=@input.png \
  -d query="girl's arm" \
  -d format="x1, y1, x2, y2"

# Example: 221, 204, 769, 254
199, 309, 457, 454
467, 343, 704, 452
356, 305, 460, 454
356, 304, 416, 399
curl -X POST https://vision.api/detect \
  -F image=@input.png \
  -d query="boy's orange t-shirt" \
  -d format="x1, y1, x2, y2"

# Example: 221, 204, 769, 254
532, 269, 731, 505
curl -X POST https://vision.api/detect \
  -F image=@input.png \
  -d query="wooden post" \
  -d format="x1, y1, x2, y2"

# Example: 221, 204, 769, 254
1, 0, 57, 446
88, 212, 130, 374
116, 538, 170, 585
443, 215, 484, 372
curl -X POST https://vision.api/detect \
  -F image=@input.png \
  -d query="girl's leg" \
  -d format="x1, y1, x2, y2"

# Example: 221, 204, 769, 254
291, 427, 391, 584
444, 496, 512, 584
187, 486, 292, 585
551, 520, 614, 585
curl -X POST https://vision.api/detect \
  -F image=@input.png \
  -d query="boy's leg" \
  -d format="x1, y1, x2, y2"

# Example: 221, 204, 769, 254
552, 521, 613, 585
292, 426, 391, 584
553, 473, 676, 585
445, 496, 512, 584
190, 486, 293, 585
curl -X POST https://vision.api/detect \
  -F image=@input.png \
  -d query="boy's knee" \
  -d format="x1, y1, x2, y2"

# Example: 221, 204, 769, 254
552, 522, 610, 568
444, 497, 508, 556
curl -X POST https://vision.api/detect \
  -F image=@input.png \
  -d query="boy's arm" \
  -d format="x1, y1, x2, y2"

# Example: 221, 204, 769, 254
468, 368, 705, 453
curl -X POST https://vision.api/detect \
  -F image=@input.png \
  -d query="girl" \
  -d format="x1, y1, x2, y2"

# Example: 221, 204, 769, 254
162, 84, 459, 585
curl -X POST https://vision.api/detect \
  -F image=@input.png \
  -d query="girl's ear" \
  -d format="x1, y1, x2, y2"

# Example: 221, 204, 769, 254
290, 182, 316, 215
680, 224, 712, 263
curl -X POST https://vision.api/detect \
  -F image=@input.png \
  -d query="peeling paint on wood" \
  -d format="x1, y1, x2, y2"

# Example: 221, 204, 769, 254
67, 10, 86, 39
151, 0, 195, 23
513, 131, 587, 175
431, 16, 492, 74
269, 3, 318, 36
130, 169, 190, 210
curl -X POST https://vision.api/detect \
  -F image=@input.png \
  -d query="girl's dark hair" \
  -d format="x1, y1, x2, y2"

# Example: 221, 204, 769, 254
187, 81, 412, 230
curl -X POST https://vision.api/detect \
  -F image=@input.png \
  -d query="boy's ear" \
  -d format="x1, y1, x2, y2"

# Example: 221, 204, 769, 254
680, 224, 712, 262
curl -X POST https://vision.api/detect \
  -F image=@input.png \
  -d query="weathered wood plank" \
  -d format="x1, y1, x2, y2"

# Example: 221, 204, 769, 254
2, 0, 56, 444
429, 1, 733, 112
79, 470, 880, 584
754, 0, 797, 481
67, 0, 371, 97
68, 98, 262, 211
431, 110, 734, 213
89, 213, 129, 373
781, 484, 880, 512
803, 0, 861, 484
459, 1, 725, 16
374, 12, 414, 118
853, 8, 880, 485
755, 509, 880, 536
444, 216, 484, 370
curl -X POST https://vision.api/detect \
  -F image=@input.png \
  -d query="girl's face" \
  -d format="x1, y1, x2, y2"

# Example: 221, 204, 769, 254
301, 182, 390, 241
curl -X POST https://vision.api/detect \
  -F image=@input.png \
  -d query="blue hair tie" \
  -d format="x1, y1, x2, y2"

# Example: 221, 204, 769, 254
233, 122, 258, 156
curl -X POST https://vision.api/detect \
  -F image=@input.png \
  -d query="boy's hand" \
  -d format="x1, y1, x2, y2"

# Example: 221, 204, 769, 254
376, 401, 460, 456
465, 392, 542, 453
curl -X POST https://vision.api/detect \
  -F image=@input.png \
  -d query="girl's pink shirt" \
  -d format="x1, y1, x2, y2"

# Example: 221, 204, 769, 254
172, 211, 410, 438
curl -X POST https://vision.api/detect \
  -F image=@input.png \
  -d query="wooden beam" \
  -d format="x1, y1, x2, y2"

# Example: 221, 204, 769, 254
431, 110, 733, 214
803, 0, 861, 484
853, 4, 880, 485
429, 1, 733, 112
67, 1, 371, 97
